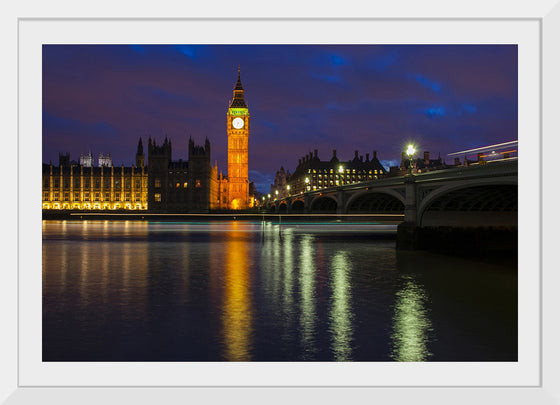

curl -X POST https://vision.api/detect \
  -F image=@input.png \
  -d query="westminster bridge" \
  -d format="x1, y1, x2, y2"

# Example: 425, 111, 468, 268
270, 160, 518, 249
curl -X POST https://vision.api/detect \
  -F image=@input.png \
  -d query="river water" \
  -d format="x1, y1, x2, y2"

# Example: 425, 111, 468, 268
42, 220, 517, 362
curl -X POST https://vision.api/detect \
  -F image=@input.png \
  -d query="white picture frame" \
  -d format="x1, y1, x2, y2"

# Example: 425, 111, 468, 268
3, 0, 558, 403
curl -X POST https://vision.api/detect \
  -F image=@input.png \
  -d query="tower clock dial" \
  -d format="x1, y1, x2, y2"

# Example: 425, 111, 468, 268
232, 117, 244, 129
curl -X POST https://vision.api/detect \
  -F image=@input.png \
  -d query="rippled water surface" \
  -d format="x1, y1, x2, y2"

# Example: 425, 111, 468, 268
42, 220, 517, 361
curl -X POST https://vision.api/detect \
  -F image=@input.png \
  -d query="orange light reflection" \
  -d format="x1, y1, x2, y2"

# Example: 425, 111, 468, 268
222, 222, 253, 361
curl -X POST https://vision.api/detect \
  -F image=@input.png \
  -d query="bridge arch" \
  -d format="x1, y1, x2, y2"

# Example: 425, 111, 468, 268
345, 189, 405, 214
418, 180, 517, 227
309, 195, 338, 213
291, 199, 305, 213
278, 201, 288, 213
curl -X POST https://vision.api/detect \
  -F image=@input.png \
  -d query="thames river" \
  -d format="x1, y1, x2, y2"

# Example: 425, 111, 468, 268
42, 220, 517, 362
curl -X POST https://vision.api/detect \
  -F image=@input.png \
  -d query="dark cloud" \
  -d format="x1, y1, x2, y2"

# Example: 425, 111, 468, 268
43, 44, 517, 193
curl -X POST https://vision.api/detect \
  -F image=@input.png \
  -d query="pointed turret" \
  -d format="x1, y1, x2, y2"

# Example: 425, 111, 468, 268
229, 66, 247, 108
136, 137, 145, 168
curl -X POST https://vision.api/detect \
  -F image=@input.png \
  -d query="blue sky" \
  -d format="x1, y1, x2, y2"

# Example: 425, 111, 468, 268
42, 44, 517, 192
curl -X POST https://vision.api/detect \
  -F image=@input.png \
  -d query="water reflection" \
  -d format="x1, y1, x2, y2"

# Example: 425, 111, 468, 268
390, 275, 433, 361
299, 235, 317, 359
43, 220, 517, 362
222, 222, 254, 361
282, 230, 295, 335
329, 251, 353, 361
79, 242, 90, 305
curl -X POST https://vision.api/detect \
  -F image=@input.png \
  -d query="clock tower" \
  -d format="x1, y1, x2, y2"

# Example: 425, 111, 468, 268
227, 67, 250, 210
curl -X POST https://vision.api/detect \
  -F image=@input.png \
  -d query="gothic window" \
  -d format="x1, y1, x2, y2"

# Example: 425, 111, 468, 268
155, 193, 161, 202
195, 180, 201, 188
43, 192, 49, 201
155, 178, 161, 188
54, 179, 59, 188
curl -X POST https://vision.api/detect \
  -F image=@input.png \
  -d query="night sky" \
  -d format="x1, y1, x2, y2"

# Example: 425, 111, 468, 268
42, 45, 518, 193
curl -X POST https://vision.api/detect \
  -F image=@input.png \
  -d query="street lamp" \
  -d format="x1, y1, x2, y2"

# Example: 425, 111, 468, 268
275, 190, 279, 200
305, 177, 310, 191
287, 185, 290, 196
406, 144, 416, 175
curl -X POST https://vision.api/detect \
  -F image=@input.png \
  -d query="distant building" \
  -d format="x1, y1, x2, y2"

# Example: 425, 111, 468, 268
79, 151, 93, 167
389, 151, 452, 176
285, 149, 388, 196
98, 153, 112, 167
226, 67, 252, 209
42, 68, 257, 212
147, 136, 221, 212
270, 166, 291, 200
42, 150, 147, 211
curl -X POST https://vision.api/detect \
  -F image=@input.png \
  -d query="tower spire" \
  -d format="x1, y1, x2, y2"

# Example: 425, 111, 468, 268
137, 137, 143, 155
230, 66, 247, 108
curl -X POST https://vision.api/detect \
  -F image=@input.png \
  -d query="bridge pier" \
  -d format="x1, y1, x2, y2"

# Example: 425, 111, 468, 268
336, 188, 346, 215
397, 175, 420, 250
396, 222, 420, 250
304, 194, 312, 214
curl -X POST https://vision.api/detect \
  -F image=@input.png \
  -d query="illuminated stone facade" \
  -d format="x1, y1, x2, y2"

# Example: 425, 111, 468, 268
285, 149, 388, 196
147, 137, 221, 213
226, 68, 251, 209
42, 155, 148, 211
42, 69, 256, 212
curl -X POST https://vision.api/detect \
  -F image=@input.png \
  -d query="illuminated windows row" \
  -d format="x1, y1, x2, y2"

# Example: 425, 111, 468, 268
43, 191, 143, 202
307, 169, 384, 175
43, 202, 147, 210
44, 177, 144, 190
154, 178, 188, 189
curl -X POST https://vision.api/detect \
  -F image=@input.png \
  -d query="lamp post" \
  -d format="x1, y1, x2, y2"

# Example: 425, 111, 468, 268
406, 144, 416, 175
275, 190, 279, 200
287, 185, 290, 196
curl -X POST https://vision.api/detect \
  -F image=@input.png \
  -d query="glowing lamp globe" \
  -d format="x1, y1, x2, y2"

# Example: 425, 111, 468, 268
406, 145, 416, 157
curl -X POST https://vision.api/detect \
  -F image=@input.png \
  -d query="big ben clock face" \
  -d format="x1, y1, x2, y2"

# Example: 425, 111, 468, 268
232, 117, 244, 129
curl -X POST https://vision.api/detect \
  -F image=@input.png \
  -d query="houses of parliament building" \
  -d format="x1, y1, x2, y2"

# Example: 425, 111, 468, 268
42, 69, 254, 213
